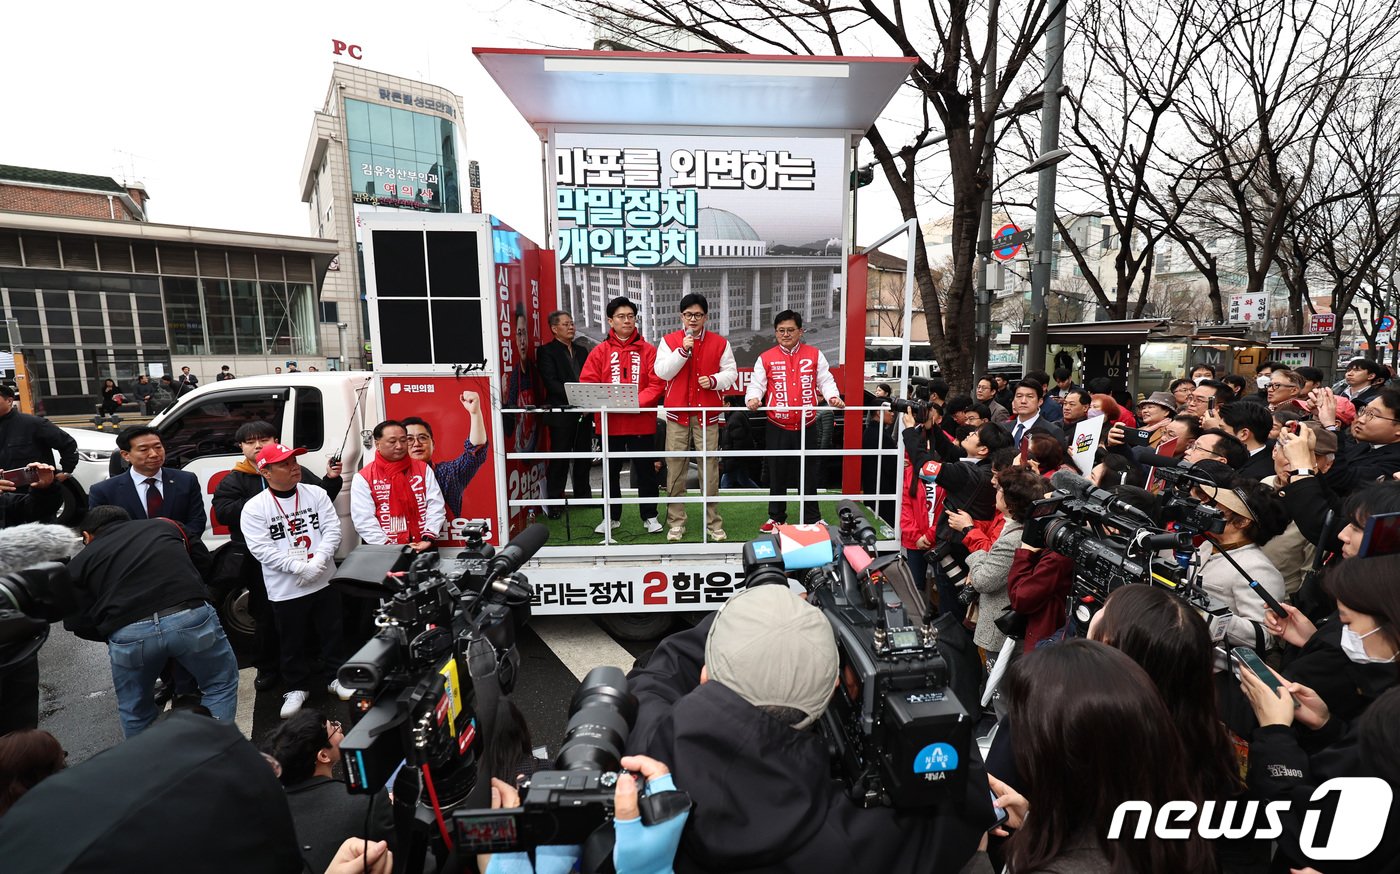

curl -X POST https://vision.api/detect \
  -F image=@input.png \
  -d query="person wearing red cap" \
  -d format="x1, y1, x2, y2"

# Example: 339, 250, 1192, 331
242, 442, 345, 718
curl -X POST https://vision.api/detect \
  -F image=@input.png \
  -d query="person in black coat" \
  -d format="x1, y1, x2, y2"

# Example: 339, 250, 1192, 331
0, 385, 78, 475
536, 310, 594, 517
626, 585, 994, 874
262, 710, 394, 874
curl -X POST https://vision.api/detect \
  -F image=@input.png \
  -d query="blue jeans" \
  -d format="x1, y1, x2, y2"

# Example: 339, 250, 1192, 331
107, 602, 240, 738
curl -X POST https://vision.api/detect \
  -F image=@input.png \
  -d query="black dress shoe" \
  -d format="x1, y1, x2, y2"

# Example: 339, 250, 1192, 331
254, 670, 280, 692
546, 508, 562, 520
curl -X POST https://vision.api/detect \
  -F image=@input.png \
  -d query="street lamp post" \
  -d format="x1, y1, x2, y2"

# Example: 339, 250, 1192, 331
1027, 0, 1069, 375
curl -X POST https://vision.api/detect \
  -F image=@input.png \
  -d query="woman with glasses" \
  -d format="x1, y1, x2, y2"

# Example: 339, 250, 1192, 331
264, 710, 395, 873
1192, 476, 1290, 651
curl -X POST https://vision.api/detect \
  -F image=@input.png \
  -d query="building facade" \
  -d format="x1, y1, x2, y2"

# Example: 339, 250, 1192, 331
300, 63, 466, 369
0, 211, 335, 415
0, 165, 149, 223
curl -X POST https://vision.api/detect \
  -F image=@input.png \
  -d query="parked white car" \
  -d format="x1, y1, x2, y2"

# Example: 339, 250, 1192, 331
57, 427, 117, 492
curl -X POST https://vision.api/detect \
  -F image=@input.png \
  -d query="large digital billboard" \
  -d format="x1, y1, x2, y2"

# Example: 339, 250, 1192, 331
551, 132, 847, 369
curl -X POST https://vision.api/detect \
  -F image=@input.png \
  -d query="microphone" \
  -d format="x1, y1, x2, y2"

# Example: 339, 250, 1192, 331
0, 523, 83, 575
486, 523, 550, 581
1049, 468, 1092, 498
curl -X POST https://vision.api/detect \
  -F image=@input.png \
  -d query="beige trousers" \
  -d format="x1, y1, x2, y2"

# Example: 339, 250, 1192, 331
665, 419, 722, 531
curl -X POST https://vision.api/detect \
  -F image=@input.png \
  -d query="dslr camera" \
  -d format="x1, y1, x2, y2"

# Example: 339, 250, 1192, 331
741, 501, 971, 809
453, 666, 690, 856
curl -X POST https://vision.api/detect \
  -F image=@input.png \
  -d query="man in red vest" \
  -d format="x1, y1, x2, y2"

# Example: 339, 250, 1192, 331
745, 310, 845, 530
579, 296, 664, 539
654, 293, 738, 542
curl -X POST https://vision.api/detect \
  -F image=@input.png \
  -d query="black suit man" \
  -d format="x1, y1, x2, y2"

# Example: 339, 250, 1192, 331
89, 426, 205, 537
1001, 379, 1066, 446
537, 310, 594, 517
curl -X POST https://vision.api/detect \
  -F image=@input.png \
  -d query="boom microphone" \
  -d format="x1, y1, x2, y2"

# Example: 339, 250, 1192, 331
1049, 468, 1091, 498
486, 523, 550, 581
0, 523, 83, 575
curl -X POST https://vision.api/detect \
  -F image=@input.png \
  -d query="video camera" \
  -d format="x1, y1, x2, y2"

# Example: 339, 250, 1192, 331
888, 398, 934, 424
452, 666, 689, 860
329, 523, 547, 868
1030, 470, 1230, 635
740, 500, 971, 809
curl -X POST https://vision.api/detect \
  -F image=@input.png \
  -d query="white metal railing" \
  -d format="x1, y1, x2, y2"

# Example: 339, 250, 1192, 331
500, 403, 906, 551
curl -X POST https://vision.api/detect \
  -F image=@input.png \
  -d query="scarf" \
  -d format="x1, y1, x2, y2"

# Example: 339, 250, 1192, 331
365, 454, 428, 543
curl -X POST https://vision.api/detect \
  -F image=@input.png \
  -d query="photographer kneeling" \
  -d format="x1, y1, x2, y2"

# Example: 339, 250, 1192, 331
626, 584, 993, 873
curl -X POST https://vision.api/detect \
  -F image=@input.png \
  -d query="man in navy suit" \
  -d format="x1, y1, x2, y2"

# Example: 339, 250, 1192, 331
89, 425, 205, 537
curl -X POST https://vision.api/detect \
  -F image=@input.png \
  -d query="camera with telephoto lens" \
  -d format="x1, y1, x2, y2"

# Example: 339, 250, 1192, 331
888, 398, 931, 424
452, 666, 691, 857
1026, 476, 1231, 636
741, 501, 972, 809
329, 522, 545, 862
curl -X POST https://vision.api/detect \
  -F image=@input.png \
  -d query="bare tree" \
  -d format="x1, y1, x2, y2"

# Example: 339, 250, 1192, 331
542, 0, 1062, 390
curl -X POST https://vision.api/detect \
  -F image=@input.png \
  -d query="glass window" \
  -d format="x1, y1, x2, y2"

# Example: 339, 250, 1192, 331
345, 98, 370, 145
204, 279, 236, 355
6, 289, 36, 309
159, 393, 287, 469
232, 280, 262, 355
43, 290, 72, 314
343, 98, 458, 213
164, 277, 206, 355
292, 388, 324, 451
368, 103, 394, 147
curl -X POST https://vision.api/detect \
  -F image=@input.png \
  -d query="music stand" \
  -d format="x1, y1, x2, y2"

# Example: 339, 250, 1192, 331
564, 383, 639, 537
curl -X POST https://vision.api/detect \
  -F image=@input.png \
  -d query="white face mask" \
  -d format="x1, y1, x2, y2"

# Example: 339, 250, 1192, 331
1256, 375, 1270, 389
1340, 624, 1397, 664
1086, 408, 1104, 418
1193, 376, 1207, 385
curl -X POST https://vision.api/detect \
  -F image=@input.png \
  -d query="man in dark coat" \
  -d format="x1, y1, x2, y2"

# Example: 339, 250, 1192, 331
536, 309, 593, 517
0, 384, 77, 476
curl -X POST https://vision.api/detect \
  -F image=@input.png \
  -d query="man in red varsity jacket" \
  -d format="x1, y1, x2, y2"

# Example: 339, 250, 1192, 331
654, 293, 738, 543
579, 296, 664, 539
744, 310, 845, 530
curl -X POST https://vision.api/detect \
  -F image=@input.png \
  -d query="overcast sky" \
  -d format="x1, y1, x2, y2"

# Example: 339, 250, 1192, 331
6, 1, 910, 250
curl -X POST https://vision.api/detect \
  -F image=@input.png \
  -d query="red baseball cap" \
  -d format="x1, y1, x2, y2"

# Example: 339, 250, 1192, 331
255, 443, 306, 470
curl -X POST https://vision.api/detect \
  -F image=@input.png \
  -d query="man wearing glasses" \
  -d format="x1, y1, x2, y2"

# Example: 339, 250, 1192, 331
1183, 379, 1230, 419
1311, 386, 1400, 494
401, 389, 489, 519
1182, 429, 1248, 469
654, 293, 737, 542
1265, 369, 1305, 412
746, 310, 845, 531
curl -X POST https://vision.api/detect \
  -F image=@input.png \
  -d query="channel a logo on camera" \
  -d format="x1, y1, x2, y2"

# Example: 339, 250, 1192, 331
1109, 777, 1392, 860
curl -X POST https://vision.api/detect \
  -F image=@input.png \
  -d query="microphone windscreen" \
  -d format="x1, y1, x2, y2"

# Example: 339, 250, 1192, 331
0, 524, 83, 575
1049, 468, 1091, 498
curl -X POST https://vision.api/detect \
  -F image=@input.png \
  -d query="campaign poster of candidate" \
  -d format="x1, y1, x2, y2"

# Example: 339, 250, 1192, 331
551, 132, 847, 370
381, 376, 501, 546
492, 217, 548, 539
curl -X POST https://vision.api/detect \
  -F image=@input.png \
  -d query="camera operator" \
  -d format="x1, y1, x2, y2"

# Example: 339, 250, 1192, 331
1193, 476, 1289, 651
902, 409, 1013, 619
1264, 554, 1400, 723
625, 584, 993, 873
64, 507, 240, 737
1006, 511, 1075, 654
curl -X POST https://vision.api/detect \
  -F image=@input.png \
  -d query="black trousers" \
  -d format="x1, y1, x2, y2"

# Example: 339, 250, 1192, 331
602, 434, 658, 523
0, 653, 40, 735
767, 421, 822, 524
270, 586, 343, 692
546, 416, 594, 501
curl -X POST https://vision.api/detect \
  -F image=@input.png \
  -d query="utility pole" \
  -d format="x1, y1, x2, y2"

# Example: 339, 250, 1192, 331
1027, 0, 1068, 374
974, 13, 997, 381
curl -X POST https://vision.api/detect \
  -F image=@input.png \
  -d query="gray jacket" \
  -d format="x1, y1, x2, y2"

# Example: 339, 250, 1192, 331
965, 518, 1023, 652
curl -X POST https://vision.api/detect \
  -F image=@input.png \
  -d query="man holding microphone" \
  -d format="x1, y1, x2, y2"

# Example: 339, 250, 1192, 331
655, 294, 738, 542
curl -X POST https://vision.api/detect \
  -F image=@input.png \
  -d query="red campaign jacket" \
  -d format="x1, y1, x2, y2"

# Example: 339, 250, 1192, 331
579, 329, 663, 437
900, 458, 944, 550
754, 343, 824, 431
1007, 547, 1074, 654
961, 511, 1005, 554
657, 329, 733, 426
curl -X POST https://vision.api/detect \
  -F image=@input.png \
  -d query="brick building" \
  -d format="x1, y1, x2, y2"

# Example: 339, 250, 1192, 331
0, 165, 149, 222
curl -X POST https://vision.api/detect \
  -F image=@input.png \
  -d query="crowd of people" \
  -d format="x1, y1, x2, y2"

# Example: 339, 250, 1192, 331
3, 330, 1400, 872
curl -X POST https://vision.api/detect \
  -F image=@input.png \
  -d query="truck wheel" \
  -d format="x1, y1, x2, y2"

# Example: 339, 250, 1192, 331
217, 586, 257, 661
597, 612, 675, 641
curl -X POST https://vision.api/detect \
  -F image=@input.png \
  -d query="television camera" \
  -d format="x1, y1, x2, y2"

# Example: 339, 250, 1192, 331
740, 500, 973, 809
329, 521, 546, 872
1032, 468, 1230, 636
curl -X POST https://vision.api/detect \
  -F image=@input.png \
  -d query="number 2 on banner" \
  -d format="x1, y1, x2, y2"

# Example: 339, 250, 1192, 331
642, 571, 668, 605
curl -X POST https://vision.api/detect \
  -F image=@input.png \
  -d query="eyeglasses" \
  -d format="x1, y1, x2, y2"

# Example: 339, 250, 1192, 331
327, 719, 343, 737
1357, 407, 1400, 423
1190, 394, 1215, 403
775, 327, 801, 335
1267, 383, 1297, 391
681, 311, 706, 320
1185, 440, 1225, 459
406, 435, 432, 444
611, 312, 637, 321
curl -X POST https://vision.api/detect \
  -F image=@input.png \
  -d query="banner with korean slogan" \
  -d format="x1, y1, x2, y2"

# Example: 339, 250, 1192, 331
1070, 416, 1105, 476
